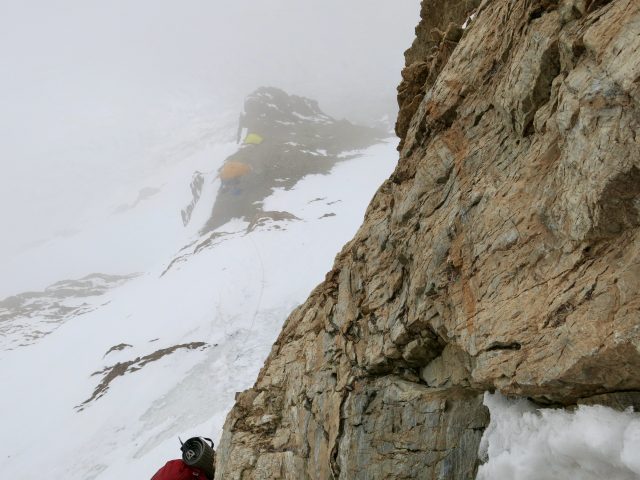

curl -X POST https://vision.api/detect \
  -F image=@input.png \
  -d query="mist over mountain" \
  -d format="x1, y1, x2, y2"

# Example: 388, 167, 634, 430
0, 1, 417, 296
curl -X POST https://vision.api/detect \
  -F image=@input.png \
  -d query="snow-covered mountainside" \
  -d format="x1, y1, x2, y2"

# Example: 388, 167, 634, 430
0, 273, 137, 351
0, 89, 396, 479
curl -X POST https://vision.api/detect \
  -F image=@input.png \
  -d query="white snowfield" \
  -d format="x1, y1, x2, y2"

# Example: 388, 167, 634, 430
478, 392, 640, 480
0, 125, 398, 479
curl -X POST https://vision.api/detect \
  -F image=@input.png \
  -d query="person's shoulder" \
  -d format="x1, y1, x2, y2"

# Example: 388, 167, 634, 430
150, 459, 184, 479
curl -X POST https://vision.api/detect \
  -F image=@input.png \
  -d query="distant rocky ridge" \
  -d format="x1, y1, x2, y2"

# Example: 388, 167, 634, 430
166, 87, 387, 275
201, 87, 386, 233
214, 1, 640, 478
0, 273, 137, 352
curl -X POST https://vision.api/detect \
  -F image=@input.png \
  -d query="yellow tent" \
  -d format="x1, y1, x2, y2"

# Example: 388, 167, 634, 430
244, 133, 264, 145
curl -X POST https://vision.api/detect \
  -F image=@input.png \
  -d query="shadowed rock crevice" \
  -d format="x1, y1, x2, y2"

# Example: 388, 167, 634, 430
589, 166, 640, 240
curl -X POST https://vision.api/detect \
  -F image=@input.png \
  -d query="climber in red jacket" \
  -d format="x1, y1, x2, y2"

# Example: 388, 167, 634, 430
151, 437, 215, 480
151, 459, 209, 480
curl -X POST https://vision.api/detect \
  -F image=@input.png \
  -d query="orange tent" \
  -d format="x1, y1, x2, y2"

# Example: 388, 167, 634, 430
219, 161, 251, 181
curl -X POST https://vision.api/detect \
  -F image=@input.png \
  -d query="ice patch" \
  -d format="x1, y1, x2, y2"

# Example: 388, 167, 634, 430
477, 392, 640, 480
462, 12, 477, 30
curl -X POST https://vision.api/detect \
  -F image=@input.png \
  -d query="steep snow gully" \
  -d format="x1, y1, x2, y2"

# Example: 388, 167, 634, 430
214, 1, 640, 479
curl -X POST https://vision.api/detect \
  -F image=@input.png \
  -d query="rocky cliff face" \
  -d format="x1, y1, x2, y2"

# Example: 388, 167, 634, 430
214, 0, 640, 478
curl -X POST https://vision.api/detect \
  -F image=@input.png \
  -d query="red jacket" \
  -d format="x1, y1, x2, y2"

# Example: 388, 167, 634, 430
151, 459, 209, 480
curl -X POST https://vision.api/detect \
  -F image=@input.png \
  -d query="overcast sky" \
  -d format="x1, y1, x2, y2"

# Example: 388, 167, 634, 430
0, 1, 419, 283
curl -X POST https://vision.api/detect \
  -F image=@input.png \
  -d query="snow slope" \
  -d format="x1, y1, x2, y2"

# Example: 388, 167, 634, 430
0, 122, 397, 479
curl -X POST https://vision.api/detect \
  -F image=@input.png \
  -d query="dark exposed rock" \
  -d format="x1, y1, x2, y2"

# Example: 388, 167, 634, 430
104, 343, 133, 357
182, 172, 205, 226
577, 391, 640, 412
76, 342, 208, 411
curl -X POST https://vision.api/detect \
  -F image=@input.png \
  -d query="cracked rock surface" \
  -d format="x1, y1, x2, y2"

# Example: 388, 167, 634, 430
215, 0, 640, 478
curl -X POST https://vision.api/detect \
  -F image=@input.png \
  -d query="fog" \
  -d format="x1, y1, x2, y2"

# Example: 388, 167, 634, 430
0, 1, 418, 294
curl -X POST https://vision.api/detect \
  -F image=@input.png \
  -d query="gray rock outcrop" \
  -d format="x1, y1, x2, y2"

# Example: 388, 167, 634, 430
203, 87, 385, 233
215, 1, 640, 478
